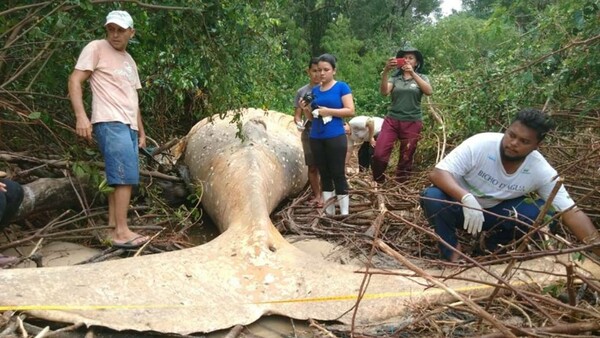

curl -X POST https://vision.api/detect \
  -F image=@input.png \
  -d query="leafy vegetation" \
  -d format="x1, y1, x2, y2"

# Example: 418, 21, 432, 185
0, 0, 597, 155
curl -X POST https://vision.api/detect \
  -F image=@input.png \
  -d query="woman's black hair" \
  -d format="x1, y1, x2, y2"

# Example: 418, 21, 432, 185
512, 108, 556, 141
318, 53, 337, 69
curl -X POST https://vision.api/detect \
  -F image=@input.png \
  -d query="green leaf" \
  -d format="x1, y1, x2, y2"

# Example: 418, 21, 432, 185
98, 178, 114, 195
72, 162, 87, 177
28, 112, 42, 120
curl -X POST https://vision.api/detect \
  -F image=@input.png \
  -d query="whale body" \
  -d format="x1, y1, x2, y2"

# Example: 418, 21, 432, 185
0, 108, 588, 335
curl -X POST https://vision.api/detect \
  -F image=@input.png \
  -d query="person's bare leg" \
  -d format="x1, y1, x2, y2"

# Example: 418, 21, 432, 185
108, 185, 147, 245
345, 147, 352, 175
107, 192, 116, 226
308, 165, 321, 205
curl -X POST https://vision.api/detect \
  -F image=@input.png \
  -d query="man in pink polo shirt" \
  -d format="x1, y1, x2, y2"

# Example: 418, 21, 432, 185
68, 10, 148, 249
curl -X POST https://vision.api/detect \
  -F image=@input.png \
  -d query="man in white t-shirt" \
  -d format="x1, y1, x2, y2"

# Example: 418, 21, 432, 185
68, 10, 148, 249
344, 116, 384, 173
420, 108, 600, 262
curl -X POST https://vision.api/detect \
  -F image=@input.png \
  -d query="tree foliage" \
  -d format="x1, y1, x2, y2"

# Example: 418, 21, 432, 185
410, 0, 599, 142
0, 0, 597, 158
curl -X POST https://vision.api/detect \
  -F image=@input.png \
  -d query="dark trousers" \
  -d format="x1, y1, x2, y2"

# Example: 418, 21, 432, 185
310, 134, 348, 195
372, 117, 422, 183
0, 179, 24, 228
357, 141, 374, 172
420, 186, 553, 260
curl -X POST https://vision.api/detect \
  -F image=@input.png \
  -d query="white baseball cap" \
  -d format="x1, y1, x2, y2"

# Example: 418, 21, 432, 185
105, 10, 134, 29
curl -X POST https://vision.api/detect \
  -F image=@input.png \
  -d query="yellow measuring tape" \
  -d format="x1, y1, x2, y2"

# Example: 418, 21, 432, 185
0, 282, 520, 311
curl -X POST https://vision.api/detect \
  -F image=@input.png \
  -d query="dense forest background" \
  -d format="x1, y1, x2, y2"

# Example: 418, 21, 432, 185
0, 0, 598, 172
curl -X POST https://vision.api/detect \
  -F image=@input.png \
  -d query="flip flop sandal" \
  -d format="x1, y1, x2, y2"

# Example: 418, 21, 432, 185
111, 236, 149, 250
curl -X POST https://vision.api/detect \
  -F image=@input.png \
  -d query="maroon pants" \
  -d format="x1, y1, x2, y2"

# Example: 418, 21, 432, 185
372, 117, 422, 183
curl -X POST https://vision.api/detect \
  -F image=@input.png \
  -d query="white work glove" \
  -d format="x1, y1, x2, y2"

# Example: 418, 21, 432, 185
322, 116, 332, 124
461, 193, 484, 235
295, 120, 305, 131
311, 109, 320, 119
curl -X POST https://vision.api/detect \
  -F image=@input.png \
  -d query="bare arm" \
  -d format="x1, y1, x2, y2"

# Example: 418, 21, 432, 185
68, 69, 93, 141
137, 107, 146, 148
561, 208, 600, 256
428, 168, 470, 201
366, 118, 375, 144
318, 93, 355, 118
380, 58, 432, 96
380, 58, 395, 96
409, 70, 433, 96
400, 62, 432, 96
296, 99, 314, 122
293, 106, 303, 125
345, 142, 352, 167
431, 167, 600, 255
293, 93, 304, 125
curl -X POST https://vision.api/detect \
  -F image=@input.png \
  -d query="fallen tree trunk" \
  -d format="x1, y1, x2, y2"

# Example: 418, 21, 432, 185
16, 177, 95, 219
1, 151, 190, 221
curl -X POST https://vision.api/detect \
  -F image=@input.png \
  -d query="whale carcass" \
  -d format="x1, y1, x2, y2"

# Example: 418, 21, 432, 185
0, 108, 596, 335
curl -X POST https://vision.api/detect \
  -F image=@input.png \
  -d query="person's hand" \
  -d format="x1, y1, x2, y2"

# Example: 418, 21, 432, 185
75, 116, 93, 141
299, 99, 307, 108
0, 181, 6, 193
383, 58, 395, 73
369, 138, 376, 147
301, 103, 310, 113
402, 62, 414, 73
138, 132, 146, 149
461, 193, 484, 235
313, 108, 333, 124
300, 99, 314, 112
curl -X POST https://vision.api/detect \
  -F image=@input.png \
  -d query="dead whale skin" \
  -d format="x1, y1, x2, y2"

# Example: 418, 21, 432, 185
0, 108, 584, 335
184, 108, 307, 235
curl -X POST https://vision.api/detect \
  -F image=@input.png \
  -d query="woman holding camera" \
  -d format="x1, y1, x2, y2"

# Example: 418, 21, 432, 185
307, 53, 355, 215
372, 46, 433, 184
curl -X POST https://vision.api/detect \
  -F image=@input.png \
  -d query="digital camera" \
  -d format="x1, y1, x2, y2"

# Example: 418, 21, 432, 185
302, 92, 315, 106
303, 92, 318, 110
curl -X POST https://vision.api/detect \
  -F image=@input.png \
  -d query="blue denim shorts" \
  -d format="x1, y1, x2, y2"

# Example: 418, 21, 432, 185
93, 122, 139, 186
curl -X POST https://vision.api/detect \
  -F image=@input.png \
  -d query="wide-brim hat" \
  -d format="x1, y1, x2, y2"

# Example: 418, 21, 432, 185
396, 47, 424, 71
